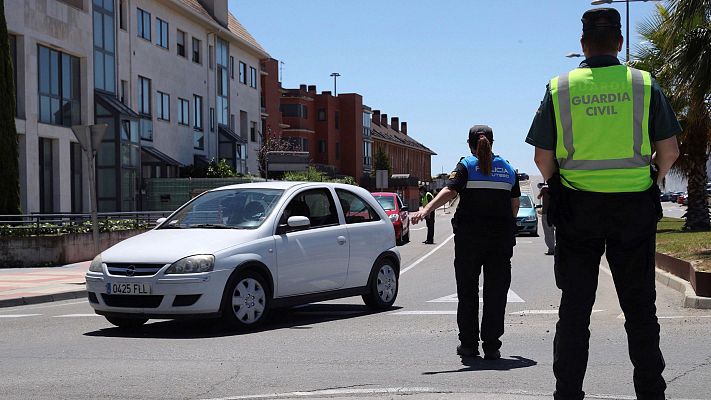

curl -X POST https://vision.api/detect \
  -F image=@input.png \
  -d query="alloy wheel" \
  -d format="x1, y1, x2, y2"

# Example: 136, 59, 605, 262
376, 264, 397, 303
232, 278, 266, 324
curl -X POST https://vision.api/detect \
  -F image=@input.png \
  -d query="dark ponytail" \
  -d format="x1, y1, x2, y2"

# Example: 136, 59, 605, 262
476, 135, 493, 175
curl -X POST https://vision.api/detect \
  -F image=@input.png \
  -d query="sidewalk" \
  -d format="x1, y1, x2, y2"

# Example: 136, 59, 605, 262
0, 261, 89, 307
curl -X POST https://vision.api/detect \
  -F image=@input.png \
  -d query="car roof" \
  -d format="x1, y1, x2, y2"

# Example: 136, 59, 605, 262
209, 181, 367, 192
371, 192, 396, 197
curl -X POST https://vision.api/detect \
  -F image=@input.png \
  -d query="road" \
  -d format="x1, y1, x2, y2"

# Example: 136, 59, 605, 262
1, 208, 709, 400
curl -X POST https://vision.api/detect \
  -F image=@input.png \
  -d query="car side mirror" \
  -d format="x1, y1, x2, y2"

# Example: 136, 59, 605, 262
401, 206, 408, 212
288, 216, 310, 228
535, 205, 542, 209
156, 217, 167, 225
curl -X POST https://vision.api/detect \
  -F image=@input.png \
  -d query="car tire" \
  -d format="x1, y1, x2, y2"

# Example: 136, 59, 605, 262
362, 258, 399, 309
403, 230, 410, 243
105, 316, 148, 329
221, 270, 270, 330
396, 231, 403, 246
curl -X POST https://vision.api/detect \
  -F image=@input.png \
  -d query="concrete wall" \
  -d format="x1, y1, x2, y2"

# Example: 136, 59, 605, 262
0, 229, 147, 268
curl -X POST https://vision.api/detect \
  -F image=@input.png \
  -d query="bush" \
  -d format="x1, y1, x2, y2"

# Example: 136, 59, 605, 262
0, 219, 150, 237
283, 167, 357, 185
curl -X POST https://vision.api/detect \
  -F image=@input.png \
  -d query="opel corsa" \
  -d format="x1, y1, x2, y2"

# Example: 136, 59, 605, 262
86, 182, 400, 329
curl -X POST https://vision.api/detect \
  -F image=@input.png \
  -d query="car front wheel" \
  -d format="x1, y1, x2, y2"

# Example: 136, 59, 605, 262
222, 270, 270, 329
362, 259, 398, 309
105, 316, 148, 329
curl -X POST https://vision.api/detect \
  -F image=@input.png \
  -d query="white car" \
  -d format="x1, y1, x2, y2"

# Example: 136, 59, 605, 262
85, 182, 400, 329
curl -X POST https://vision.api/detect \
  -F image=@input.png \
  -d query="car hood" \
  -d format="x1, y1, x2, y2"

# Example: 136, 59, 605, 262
517, 207, 536, 218
100, 228, 261, 263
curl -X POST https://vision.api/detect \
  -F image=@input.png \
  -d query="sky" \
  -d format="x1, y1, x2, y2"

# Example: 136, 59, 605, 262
230, 0, 664, 177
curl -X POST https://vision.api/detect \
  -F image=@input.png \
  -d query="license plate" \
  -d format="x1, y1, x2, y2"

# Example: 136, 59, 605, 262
107, 282, 151, 295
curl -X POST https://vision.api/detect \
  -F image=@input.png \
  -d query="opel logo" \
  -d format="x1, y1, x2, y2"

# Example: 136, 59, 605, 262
126, 265, 136, 277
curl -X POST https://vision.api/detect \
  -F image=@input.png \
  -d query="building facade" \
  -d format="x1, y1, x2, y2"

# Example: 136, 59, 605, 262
8, 0, 268, 213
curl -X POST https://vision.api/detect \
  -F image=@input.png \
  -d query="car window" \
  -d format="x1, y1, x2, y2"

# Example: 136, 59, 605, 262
337, 189, 381, 224
280, 188, 338, 229
374, 195, 396, 211
396, 195, 403, 209
160, 188, 283, 229
519, 195, 533, 208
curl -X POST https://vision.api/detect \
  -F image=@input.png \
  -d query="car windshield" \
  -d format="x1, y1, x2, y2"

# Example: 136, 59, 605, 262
159, 188, 284, 229
374, 196, 396, 211
519, 195, 533, 208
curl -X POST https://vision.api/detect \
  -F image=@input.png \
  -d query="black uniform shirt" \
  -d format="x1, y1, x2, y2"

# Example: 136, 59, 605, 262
446, 161, 521, 242
525, 55, 681, 150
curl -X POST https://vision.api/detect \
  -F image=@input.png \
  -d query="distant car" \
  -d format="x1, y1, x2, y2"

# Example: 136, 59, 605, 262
372, 192, 410, 245
516, 172, 530, 181
669, 192, 684, 202
85, 182, 400, 330
516, 194, 538, 236
660, 192, 672, 202
677, 193, 688, 205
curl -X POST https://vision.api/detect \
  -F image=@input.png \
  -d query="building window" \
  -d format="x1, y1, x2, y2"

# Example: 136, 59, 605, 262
70, 142, 83, 213
250, 121, 257, 142
209, 107, 215, 131
120, 79, 128, 104
230, 56, 234, 79
60, 0, 84, 9
39, 138, 56, 213
239, 61, 246, 84
137, 8, 151, 40
286, 137, 308, 152
119, 0, 127, 30
156, 18, 168, 49
156, 91, 170, 121
176, 30, 186, 57
193, 94, 203, 131
249, 66, 257, 89
138, 76, 151, 115
363, 141, 372, 166
192, 37, 201, 63
38, 45, 81, 126
216, 37, 229, 126
178, 98, 189, 125
208, 44, 214, 69
335, 142, 340, 160
93, 0, 115, 92
319, 140, 326, 153
317, 108, 326, 121
280, 104, 308, 119
10, 34, 18, 117
335, 111, 340, 129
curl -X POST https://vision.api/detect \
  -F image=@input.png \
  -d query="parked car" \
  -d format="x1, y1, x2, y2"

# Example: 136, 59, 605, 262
516, 172, 530, 181
669, 192, 684, 203
516, 194, 538, 236
660, 192, 672, 202
86, 182, 400, 329
678, 192, 688, 205
372, 192, 410, 245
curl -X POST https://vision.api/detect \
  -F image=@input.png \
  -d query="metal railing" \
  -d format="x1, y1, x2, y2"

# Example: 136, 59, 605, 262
0, 211, 173, 236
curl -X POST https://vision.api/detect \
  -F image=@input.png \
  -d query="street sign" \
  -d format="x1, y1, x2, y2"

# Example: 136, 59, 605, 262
376, 170, 388, 189
266, 151, 309, 172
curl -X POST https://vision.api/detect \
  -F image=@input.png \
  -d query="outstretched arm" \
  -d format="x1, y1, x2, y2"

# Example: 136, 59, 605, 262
411, 187, 458, 224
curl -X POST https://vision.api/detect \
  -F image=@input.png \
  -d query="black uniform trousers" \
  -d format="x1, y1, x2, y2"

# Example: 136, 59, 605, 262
454, 234, 513, 352
425, 212, 435, 243
553, 188, 666, 400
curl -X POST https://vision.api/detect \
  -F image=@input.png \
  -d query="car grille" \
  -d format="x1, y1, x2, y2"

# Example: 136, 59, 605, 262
101, 294, 164, 308
106, 263, 166, 277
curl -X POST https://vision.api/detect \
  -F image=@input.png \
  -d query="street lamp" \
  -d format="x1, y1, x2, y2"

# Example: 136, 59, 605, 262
330, 72, 341, 96
590, 0, 661, 62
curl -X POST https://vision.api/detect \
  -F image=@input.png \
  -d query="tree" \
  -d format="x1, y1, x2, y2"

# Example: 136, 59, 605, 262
206, 159, 236, 178
373, 145, 391, 176
257, 136, 295, 178
633, 2, 711, 230
0, 0, 21, 215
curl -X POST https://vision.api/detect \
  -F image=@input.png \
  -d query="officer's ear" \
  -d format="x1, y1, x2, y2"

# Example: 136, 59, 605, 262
617, 35, 623, 52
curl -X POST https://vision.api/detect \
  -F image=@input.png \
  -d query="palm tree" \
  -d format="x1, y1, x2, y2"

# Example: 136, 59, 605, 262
633, 2, 711, 230
0, 0, 21, 215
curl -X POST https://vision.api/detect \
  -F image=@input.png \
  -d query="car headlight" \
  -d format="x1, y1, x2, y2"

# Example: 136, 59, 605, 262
165, 255, 215, 274
389, 214, 400, 222
89, 254, 103, 272
524, 215, 537, 222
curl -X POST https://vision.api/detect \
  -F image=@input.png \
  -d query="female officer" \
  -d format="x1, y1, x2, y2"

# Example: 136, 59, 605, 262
411, 125, 520, 359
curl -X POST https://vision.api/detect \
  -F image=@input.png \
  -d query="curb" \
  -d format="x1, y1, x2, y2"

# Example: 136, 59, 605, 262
655, 268, 711, 309
0, 290, 86, 308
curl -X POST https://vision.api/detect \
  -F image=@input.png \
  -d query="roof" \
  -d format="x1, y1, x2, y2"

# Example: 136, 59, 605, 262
176, 0, 268, 56
371, 123, 436, 155
94, 91, 139, 118
141, 146, 184, 166
219, 124, 247, 144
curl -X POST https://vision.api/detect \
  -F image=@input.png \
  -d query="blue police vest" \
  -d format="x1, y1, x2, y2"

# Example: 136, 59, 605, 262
459, 155, 516, 191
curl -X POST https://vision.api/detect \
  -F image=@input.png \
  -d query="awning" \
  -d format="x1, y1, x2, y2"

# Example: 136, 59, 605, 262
391, 174, 411, 179
141, 146, 183, 167
218, 124, 247, 144
95, 91, 140, 118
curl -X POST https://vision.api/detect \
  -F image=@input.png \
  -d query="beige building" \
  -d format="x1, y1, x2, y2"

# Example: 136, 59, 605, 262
7, 0, 269, 213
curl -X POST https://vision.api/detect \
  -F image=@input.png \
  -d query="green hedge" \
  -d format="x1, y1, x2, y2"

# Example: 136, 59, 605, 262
0, 219, 151, 237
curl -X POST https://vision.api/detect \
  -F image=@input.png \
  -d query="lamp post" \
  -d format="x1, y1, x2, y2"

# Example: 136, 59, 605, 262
71, 124, 108, 257
590, 0, 661, 62
330, 72, 341, 96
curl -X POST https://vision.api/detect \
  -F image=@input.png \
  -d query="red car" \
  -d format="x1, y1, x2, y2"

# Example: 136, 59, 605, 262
372, 192, 410, 245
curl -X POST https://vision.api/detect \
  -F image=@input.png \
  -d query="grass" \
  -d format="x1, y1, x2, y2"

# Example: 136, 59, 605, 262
657, 217, 711, 272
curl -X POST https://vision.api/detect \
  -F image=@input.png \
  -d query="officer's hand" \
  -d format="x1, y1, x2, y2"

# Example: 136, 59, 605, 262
411, 211, 427, 225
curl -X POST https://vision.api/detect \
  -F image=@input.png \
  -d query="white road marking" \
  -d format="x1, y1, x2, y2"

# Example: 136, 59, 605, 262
511, 309, 604, 315
410, 227, 427, 231
201, 387, 438, 400
599, 263, 612, 277
618, 313, 711, 320
400, 234, 455, 275
428, 290, 525, 303
52, 313, 101, 318
0, 300, 88, 313
392, 311, 457, 315
0, 314, 42, 318
516, 240, 533, 244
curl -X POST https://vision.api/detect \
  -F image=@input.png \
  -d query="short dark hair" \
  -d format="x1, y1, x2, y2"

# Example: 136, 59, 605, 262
582, 28, 622, 54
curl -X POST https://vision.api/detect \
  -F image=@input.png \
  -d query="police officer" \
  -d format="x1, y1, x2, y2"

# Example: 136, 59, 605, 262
419, 186, 435, 244
412, 125, 520, 360
525, 8, 680, 400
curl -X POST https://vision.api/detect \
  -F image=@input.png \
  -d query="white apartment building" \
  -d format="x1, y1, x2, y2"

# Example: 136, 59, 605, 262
7, 0, 269, 213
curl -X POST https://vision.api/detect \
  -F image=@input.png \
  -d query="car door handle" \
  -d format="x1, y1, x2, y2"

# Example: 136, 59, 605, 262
337, 236, 347, 245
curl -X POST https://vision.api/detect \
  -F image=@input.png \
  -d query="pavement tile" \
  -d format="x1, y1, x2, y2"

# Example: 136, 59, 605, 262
0, 261, 89, 307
